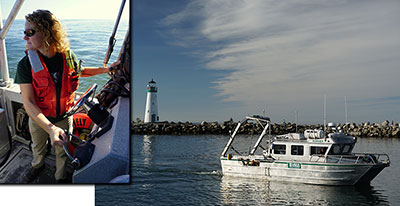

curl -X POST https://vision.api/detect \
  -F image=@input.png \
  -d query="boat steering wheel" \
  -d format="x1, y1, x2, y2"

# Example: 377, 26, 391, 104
62, 131, 95, 170
66, 83, 97, 116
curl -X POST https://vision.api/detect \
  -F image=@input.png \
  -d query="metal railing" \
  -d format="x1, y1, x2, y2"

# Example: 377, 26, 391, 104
309, 153, 390, 165
0, 0, 25, 87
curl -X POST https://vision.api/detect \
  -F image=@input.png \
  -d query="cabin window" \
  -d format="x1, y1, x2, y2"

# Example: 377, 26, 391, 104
342, 144, 352, 154
328, 144, 343, 155
273, 144, 286, 155
310, 146, 328, 155
291, 145, 304, 156
328, 144, 353, 155
331, 144, 342, 155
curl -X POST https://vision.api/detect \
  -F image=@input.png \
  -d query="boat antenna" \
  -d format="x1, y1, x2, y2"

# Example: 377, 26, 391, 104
103, 0, 126, 67
324, 94, 326, 132
344, 96, 348, 123
295, 108, 298, 133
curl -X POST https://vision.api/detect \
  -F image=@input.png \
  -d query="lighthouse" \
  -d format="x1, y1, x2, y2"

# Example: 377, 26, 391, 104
144, 79, 159, 123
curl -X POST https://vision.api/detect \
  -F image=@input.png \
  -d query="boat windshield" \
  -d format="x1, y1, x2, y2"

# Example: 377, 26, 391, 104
328, 144, 353, 155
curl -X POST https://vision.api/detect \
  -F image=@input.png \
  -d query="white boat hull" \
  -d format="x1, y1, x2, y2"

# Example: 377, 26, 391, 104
221, 157, 377, 186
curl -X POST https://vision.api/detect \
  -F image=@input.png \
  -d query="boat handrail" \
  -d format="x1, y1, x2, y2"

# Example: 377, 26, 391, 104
0, 0, 24, 40
309, 153, 391, 165
0, 0, 24, 86
352, 153, 391, 165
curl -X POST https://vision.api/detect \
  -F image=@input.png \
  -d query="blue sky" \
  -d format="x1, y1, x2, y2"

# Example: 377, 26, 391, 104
134, 0, 400, 124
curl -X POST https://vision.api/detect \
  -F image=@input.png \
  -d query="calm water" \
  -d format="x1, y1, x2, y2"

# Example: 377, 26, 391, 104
3, 19, 128, 91
96, 135, 399, 205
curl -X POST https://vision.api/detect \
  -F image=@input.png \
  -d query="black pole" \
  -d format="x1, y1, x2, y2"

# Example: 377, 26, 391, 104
103, 0, 127, 67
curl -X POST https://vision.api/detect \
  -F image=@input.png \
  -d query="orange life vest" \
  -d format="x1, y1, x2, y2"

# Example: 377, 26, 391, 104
27, 50, 79, 118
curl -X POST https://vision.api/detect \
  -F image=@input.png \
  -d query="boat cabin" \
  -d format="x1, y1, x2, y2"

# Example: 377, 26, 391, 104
267, 129, 356, 161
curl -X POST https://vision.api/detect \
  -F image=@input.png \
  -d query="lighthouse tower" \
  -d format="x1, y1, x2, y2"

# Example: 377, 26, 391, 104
144, 79, 159, 123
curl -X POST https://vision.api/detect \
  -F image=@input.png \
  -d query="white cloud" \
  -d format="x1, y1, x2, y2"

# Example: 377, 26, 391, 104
162, 0, 400, 123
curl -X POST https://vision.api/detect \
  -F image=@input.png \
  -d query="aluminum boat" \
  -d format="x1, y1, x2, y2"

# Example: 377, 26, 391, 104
220, 115, 390, 185
0, 0, 129, 183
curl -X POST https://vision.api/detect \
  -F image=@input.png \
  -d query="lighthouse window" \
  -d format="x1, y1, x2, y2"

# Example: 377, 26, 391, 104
291, 145, 304, 156
273, 144, 286, 155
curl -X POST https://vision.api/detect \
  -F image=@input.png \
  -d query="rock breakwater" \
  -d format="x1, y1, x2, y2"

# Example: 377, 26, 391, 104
131, 120, 400, 138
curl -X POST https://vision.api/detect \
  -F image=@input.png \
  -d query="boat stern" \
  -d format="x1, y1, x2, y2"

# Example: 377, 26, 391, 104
220, 155, 267, 178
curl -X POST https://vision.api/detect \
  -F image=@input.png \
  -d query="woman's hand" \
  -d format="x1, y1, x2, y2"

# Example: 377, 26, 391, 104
108, 60, 121, 72
49, 125, 67, 147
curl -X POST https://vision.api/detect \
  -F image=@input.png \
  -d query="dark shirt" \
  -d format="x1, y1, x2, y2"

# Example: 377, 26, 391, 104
15, 51, 78, 84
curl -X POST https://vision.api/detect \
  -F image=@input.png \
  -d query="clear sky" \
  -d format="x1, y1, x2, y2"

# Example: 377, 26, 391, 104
135, 0, 400, 124
0, 0, 130, 20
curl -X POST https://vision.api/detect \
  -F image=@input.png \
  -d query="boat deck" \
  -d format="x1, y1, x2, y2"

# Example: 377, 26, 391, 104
0, 141, 73, 184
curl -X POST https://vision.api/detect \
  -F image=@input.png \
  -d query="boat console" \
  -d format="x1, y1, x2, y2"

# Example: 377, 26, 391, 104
73, 96, 129, 183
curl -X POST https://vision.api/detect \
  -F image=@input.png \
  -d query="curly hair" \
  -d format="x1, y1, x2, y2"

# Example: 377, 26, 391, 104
25, 10, 69, 53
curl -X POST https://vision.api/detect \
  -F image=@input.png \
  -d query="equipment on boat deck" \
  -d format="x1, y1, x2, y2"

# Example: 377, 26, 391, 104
0, 108, 12, 168
15, 106, 31, 140
62, 82, 115, 170
68, 83, 113, 131
67, 84, 98, 116
96, 29, 130, 110
72, 113, 93, 140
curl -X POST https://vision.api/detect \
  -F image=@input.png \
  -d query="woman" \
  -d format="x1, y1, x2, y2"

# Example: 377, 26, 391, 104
15, 10, 114, 183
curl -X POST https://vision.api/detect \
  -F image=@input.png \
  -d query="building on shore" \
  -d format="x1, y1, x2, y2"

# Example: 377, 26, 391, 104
144, 79, 159, 123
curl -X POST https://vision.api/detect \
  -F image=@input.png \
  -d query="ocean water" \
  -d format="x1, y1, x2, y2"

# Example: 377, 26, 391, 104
3, 19, 129, 92
96, 135, 399, 206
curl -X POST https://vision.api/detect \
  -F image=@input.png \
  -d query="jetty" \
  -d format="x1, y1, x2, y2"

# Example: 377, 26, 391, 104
131, 120, 400, 138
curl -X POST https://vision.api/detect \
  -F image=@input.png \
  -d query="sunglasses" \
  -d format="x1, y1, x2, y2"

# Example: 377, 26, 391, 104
24, 29, 36, 37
